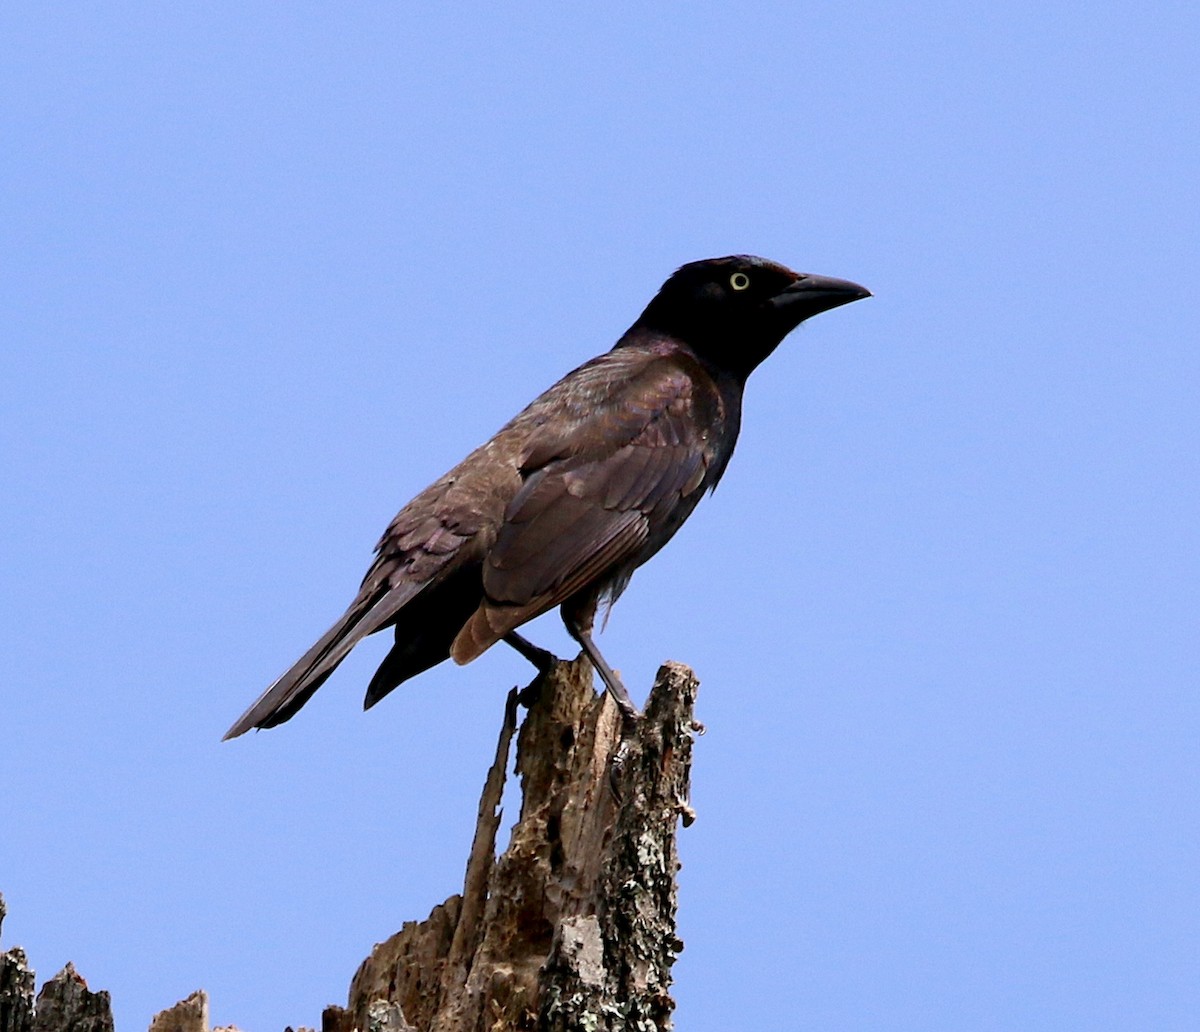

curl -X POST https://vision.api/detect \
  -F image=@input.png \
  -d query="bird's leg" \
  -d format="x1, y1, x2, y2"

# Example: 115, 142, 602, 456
561, 595, 646, 799
503, 631, 559, 709
561, 596, 641, 725
570, 624, 640, 723
569, 614, 639, 801
503, 631, 558, 674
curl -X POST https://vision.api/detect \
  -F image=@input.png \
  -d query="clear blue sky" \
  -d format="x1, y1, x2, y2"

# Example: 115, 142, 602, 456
2, 4, 1196, 1031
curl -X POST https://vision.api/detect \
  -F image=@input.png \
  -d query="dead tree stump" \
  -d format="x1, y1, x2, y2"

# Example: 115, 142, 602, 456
326, 655, 700, 1032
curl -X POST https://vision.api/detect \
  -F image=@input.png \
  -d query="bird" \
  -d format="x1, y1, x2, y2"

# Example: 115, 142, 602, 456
224, 255, 869, 740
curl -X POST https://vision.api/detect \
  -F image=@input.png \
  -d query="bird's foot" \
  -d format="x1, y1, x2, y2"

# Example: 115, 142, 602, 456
515, 679, 544, 710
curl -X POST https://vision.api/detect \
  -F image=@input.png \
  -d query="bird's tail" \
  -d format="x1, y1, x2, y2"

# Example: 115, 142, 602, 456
223, 583, 421, 739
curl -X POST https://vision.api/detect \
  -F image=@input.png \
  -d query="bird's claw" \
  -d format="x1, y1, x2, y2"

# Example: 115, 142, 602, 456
515, 680, 543, 709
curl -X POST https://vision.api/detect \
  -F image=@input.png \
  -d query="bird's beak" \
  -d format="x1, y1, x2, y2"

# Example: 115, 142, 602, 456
770, 273, 872, 323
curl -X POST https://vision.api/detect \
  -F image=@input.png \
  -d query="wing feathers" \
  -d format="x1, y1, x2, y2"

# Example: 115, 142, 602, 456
451, 368, 717, 663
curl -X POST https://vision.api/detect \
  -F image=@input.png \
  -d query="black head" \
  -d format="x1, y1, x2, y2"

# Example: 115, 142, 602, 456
629, 255, 870, 380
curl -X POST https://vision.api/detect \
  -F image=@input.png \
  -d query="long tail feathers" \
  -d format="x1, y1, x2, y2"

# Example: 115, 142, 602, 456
223, 582, 424, 740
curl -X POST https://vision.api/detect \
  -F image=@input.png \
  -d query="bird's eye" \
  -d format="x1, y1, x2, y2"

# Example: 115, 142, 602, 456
729, 272, 751, 291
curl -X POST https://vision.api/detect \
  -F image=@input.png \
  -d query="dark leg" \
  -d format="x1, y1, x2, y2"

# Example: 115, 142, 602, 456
562, 596, 640, 800
561, 598, 641, 723
503, 631, 557, 674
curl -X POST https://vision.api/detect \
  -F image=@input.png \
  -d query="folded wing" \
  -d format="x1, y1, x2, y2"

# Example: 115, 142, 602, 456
451, 355, 717, 661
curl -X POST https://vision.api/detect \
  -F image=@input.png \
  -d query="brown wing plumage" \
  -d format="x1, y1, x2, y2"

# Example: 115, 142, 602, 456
450, 355, 719, 662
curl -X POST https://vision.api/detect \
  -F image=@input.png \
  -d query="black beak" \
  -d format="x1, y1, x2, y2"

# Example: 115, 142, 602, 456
771, 273, 872, 323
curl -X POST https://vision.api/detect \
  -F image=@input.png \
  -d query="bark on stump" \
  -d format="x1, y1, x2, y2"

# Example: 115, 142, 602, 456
325, 655, 700, 1032
1, 895, 35, 1032
31, 964, 114, 1032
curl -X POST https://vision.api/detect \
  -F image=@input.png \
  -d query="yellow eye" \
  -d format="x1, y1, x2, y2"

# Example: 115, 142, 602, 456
729, 272, 751, 291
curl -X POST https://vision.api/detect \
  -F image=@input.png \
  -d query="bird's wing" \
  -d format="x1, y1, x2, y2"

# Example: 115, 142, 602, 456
451, 354, 716, 660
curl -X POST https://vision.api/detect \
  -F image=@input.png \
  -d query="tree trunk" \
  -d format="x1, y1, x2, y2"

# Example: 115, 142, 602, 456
325, 655, 700, 1032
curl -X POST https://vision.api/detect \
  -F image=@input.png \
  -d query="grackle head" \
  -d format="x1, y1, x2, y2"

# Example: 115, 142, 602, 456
631, 255, 870, 379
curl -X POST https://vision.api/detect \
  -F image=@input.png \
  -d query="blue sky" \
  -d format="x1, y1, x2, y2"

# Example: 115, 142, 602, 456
2, 4, 1197, 1030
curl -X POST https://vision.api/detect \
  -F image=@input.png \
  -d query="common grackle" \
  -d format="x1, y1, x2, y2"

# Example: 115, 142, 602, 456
224, 256, 869, 739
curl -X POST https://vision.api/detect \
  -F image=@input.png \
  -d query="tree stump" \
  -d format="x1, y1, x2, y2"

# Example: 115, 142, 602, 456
325, 655, 700, 1032
31, 965, 114, 1032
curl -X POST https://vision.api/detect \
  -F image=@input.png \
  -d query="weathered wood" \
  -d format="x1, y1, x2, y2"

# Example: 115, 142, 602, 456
0, 946, 34, 1032
1, 896, 35, 1032
538, 662, 698, 1031
148, 990, 209, 1032
337, 656, 700, 1031
30, 964, 113, 1032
